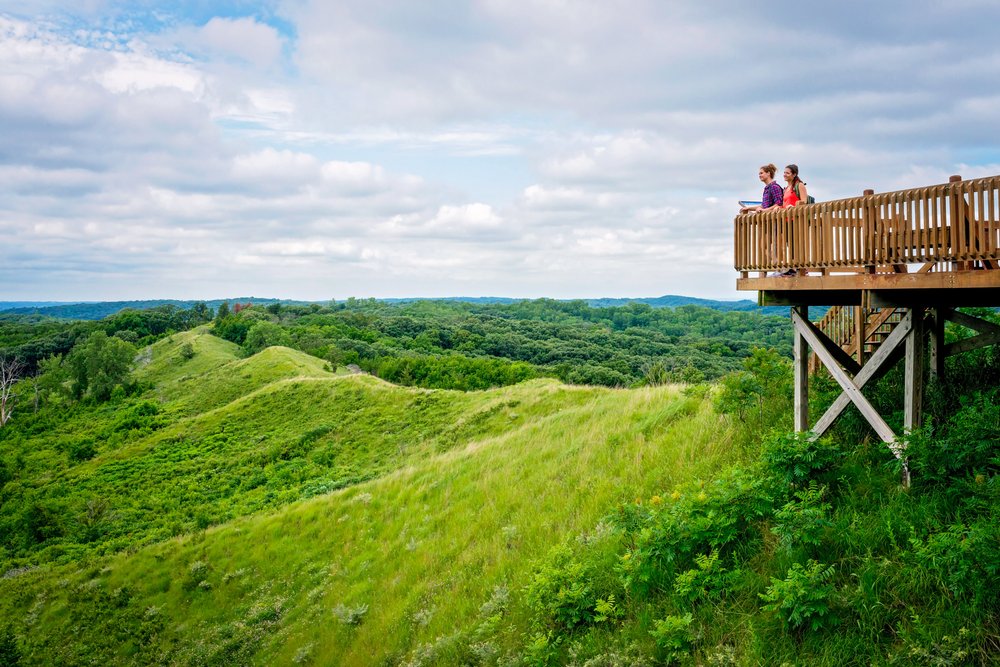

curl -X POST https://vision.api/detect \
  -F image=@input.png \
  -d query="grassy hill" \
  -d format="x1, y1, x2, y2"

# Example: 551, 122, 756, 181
0, 327, 737, 665
2, 325, 999, 665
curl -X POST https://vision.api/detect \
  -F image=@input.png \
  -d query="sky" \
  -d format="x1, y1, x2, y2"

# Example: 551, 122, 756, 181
2, 1, 1000, 302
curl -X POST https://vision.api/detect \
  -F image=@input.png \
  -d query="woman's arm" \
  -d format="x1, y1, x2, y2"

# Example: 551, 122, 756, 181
797, 183, 808, 205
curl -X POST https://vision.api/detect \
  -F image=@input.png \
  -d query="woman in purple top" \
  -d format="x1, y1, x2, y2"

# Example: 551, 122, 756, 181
740, 163, 783, 214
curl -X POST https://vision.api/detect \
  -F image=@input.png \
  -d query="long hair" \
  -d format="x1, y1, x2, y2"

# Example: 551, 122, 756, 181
786, 164, 805, 187
760, 163, 777, 178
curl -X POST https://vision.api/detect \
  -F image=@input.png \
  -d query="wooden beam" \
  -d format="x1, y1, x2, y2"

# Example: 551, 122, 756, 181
945, 330, 1000, 356
797, 314, 863, 376
904, 308, 925, 433
945, 309, 1000, 335
794, 306, 809, 433
739, 269, 1000, 294
928, 307, 946, 380
810, 311, 914, 443
792, 310, 898, 444
855, 306, 865, 366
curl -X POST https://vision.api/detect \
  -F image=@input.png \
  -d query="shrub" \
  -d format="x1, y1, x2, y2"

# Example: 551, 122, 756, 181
0, 626, 20, 666
906, 390, 1000, 488
524, 544, 598, 631
906, 520, 1000, 607
761, 432, 842, 488
673, 550, 738, 606
67, 438, 97, 463
623, 469, 775, 594
648, 613, 694, 664
715, 347, 791, 424
760, 560, 836, 632
770, 482, 832, 551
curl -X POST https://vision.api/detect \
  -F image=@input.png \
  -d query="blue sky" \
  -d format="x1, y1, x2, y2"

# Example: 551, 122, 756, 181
2, 1, 1000, 301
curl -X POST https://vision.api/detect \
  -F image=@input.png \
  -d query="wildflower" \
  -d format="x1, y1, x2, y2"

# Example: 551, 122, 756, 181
650, 495, 663, 506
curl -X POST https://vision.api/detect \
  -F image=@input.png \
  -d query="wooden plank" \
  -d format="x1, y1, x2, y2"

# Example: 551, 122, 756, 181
811, 310, 912, 439
793, 310, 898, 444
737, 268, 1000, 293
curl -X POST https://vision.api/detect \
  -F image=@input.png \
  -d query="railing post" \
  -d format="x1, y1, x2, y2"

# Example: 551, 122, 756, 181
863, 188, 876, 273
949, 175, 967, 270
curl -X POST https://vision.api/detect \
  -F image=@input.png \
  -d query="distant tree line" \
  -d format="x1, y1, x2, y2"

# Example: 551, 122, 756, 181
210, 298, 792, 390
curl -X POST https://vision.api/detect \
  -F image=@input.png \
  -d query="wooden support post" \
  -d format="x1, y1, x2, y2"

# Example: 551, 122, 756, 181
794, 305, 809, 433
904, 307, 925, 433
855, 305, 866, 366
928, 307, 946, 381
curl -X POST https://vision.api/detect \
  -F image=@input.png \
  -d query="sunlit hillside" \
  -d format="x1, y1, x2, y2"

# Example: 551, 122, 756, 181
3, 321, 999, 666
1, 328, 737, 664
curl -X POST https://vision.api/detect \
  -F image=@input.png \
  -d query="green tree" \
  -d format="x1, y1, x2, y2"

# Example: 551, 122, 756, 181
36, 354, 70, 405
215, 301, 230, 322
67, 331, 137, 401
191, 301, 211, 322
243, 321, 291, 355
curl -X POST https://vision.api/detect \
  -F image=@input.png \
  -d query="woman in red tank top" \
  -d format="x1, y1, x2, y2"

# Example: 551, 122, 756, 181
781, 164, 808, 207
767, 165, 809, 276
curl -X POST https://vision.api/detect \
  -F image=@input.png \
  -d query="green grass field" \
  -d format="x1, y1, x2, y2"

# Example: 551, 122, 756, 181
3, 327, 998, 666
0, 329, 740, 665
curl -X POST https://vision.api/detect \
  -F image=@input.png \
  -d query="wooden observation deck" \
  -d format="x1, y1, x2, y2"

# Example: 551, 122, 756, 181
734, 174, 1000, 484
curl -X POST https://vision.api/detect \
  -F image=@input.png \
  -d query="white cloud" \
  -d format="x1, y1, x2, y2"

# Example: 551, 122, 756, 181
2, 3, 1000, 301
195, 17, 283, 67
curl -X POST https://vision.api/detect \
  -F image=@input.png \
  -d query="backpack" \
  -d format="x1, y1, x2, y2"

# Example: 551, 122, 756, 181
793, 183, 816, 204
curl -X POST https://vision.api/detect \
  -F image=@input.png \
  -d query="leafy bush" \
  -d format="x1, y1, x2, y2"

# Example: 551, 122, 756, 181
648, 613, 694, 663
715, 347, 791, 424
907, 390, 1000, 488
770, 482, 832, 552
906, 520, 1000, 607
622, 469, 775, 594
761, 432, 842, 488
760, 560, 836, 632
673, 550, 738, 606
0, 626, 20, 666
524, 544, 600, 632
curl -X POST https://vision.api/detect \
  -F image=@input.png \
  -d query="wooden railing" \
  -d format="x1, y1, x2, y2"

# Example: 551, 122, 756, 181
734, 174, 1000, 272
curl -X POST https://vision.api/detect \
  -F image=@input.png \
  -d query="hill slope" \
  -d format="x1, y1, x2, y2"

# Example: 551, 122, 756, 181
0, 329, 737, 665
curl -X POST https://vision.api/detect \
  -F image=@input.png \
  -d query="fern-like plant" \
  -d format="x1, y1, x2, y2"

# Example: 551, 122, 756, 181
760, 560, 836, 632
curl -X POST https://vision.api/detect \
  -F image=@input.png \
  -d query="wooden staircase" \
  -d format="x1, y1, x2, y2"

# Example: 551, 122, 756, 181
810, 306, 906, 374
